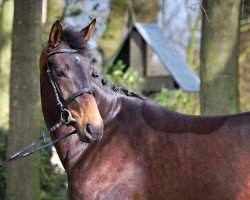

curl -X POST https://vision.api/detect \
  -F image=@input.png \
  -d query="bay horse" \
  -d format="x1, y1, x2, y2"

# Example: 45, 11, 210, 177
40, 19, 250, 200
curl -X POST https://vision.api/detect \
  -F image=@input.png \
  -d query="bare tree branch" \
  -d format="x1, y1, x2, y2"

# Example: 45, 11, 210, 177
185, 0, 211, 22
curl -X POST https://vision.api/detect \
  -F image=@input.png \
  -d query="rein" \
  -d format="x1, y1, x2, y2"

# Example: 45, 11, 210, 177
0, 48, 94, 168
0, 122, 76, 168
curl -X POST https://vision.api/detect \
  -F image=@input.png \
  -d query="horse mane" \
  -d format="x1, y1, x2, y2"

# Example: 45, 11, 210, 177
90, 67, 146, 101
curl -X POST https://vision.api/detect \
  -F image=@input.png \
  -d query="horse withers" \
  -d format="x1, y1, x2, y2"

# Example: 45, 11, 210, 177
40, 19, 250, 200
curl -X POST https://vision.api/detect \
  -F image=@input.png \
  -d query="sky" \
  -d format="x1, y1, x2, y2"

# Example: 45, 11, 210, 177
158, 0, 201, 58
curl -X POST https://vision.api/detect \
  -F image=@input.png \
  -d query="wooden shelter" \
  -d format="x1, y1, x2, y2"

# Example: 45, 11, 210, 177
109, 23, 200, 93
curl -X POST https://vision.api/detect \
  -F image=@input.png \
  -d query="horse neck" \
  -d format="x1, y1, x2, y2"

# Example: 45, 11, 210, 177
91, 76, 126, 125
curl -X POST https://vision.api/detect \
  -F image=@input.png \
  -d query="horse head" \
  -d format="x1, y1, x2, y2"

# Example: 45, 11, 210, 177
40, 19, 104, 143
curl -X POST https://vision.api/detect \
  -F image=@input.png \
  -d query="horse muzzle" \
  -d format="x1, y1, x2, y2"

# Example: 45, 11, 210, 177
74, 121, 104, 143
83, 123, 104, 142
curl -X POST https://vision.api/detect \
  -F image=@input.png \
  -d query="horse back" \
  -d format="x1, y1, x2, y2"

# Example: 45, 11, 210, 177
140, 100, 250, 199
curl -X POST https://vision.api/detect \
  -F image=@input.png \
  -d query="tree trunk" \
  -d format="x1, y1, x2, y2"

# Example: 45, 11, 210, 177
0, 0, 13, 126
200, 0, 242, 114
6, 1, 42, 200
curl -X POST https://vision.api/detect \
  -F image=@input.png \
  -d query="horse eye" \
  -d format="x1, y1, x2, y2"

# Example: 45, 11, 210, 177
56, 70, 66, 77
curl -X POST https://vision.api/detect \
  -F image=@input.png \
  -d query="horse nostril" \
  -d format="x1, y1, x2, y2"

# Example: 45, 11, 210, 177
86, 123, 93, 134
83, 123, 104, 142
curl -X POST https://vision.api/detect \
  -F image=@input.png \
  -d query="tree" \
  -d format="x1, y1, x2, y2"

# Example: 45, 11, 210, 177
186, 9, 201, 69
239, 0, 250, 111
200, 0, 242, 114
6, 1, 42, 200
0, 0, 13, 126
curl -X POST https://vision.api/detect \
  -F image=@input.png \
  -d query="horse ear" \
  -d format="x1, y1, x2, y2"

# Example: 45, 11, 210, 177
81, 19, 96, 43
48, 20, 62, 48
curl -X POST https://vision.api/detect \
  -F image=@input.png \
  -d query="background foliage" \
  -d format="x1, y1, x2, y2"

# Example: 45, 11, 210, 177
154, 88, 199, 114
40, 147, 67, 200
103, 60, 144, 92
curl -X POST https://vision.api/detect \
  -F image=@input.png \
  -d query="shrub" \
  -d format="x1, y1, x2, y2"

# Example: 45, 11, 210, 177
153, 88, 200, 114
103, 60, 144, 92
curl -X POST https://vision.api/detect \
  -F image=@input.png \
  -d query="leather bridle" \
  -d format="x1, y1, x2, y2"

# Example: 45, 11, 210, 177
45, 48, 95, 125
0, 48, 94, 167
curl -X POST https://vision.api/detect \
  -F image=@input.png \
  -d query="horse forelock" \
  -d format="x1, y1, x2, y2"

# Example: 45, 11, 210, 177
61, 27, 89, 54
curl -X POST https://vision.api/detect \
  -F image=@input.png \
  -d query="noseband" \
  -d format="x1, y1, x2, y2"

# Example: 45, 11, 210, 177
46, 48, 95, 125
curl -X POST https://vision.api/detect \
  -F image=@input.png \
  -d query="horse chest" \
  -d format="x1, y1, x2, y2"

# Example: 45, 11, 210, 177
68, 152, 145, 199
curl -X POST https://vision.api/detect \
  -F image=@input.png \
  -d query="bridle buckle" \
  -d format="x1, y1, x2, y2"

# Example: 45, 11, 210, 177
61, 109, 77, 125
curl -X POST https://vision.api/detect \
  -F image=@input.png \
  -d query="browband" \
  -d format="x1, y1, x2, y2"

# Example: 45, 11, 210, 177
46, 49, 78, 59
